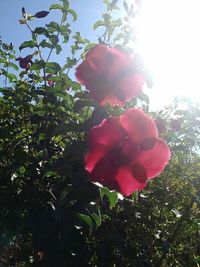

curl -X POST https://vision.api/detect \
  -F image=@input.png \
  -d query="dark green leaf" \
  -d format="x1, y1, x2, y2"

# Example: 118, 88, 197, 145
77, 213, 93, 228
34, 27, 50, 37
100, 187, 118, 209
19, 40, 37, 51
39, 40, 52, 48
55, 44, 62, 54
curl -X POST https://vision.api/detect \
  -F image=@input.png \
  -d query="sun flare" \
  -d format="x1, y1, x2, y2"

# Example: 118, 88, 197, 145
134, 0, 200, 108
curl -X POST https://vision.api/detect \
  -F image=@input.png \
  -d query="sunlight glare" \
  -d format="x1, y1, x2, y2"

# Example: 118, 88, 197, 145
134, 0, 200, 108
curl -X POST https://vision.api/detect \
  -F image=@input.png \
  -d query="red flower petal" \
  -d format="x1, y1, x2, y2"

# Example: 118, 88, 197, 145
85, 45, 111, 72
120, 108, 158, 144
88, 117, 126, 148
115, 165, 147, 196
87, 150, 120, 191
85, 143, 110, 173
100, 73, 144, 106
117, 73, 145, 101
75, 61, 97, 85
135, 138, 171, 179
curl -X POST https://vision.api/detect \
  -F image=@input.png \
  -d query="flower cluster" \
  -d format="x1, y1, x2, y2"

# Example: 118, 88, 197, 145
76, 44, 171, 196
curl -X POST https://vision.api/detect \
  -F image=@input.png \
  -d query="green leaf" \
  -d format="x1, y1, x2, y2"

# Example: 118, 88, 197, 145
84, 43, 97, 53
45, 170, 58, 177
34, 27, 49, 37
39, 40, 52, 48
193, 256, 200, 264
49, 4, 63, 11
103, 0, 110, 6
47, 22, 60, 33
138, 92, 149, 104
8, 62, 19, 71
77, 213, 93, 228
67, 9, 77, 21
65, 79, 80, 91
123, 0, 129, 12
93, 20, 105, 30
39, 132, 45, 141
55, 44, 62, 54
5, 73, 17, 82
31, 60, 45, 70
111, 0, 118, 9
49, 35, 59, 46
74, 99, 93, 112
114, 32, 124, 42
19, 40, 37, 51
103, 13, 111, 25
92, 211, 102, 227
100, 187, 118, 209
46, 62, 61, 73
110, 18, 122, 27
62, 0, 69, 9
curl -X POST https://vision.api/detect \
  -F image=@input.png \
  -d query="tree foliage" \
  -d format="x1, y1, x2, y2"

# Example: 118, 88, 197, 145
0, 0, 200, 266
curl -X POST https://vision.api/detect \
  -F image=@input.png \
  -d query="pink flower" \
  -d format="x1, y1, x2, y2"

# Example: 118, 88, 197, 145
85, 108, 171, 196
75, 45, 145, 106
16, 55, 33, 70
155, 117, 167, 133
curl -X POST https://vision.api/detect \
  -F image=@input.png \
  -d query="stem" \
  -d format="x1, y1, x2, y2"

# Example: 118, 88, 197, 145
25, 22, 49, 164
46, 13, 65, 63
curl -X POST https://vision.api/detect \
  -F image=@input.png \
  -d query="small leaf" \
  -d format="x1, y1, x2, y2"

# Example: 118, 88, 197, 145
67, 9, 77, 21
46, 62, 61, 73
103, 13, 111, 25
138, 92, 149, 104
34, 27, 49, 37
111, 0, 118, 8
93, 20, 105, 30
55, 44, 62, 54
77, 213, 93, 228
22, 7, 26, 18
92, 211, 102, 227
34, 11, 49, 18
39, 40, 52, 48
84, 43, 97, 53
100, 187, 118, 209
19, 40, 36, 51
47, 21, 60, 33
123, 1, 129, 12
49, 4, 63, 11
31, 60, 45, 70
62, 0, 69, 9
8, 62, 19, 71
5, 73, 17, 82
49, 35, 59, 46
110, 18, 122, 27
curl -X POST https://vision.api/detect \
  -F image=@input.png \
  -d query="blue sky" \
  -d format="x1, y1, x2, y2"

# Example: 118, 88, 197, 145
0, 0, 105, 58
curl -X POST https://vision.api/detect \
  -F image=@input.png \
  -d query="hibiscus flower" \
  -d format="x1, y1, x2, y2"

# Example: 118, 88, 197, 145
85, 108, 171, 196
76, 45, 145, 106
